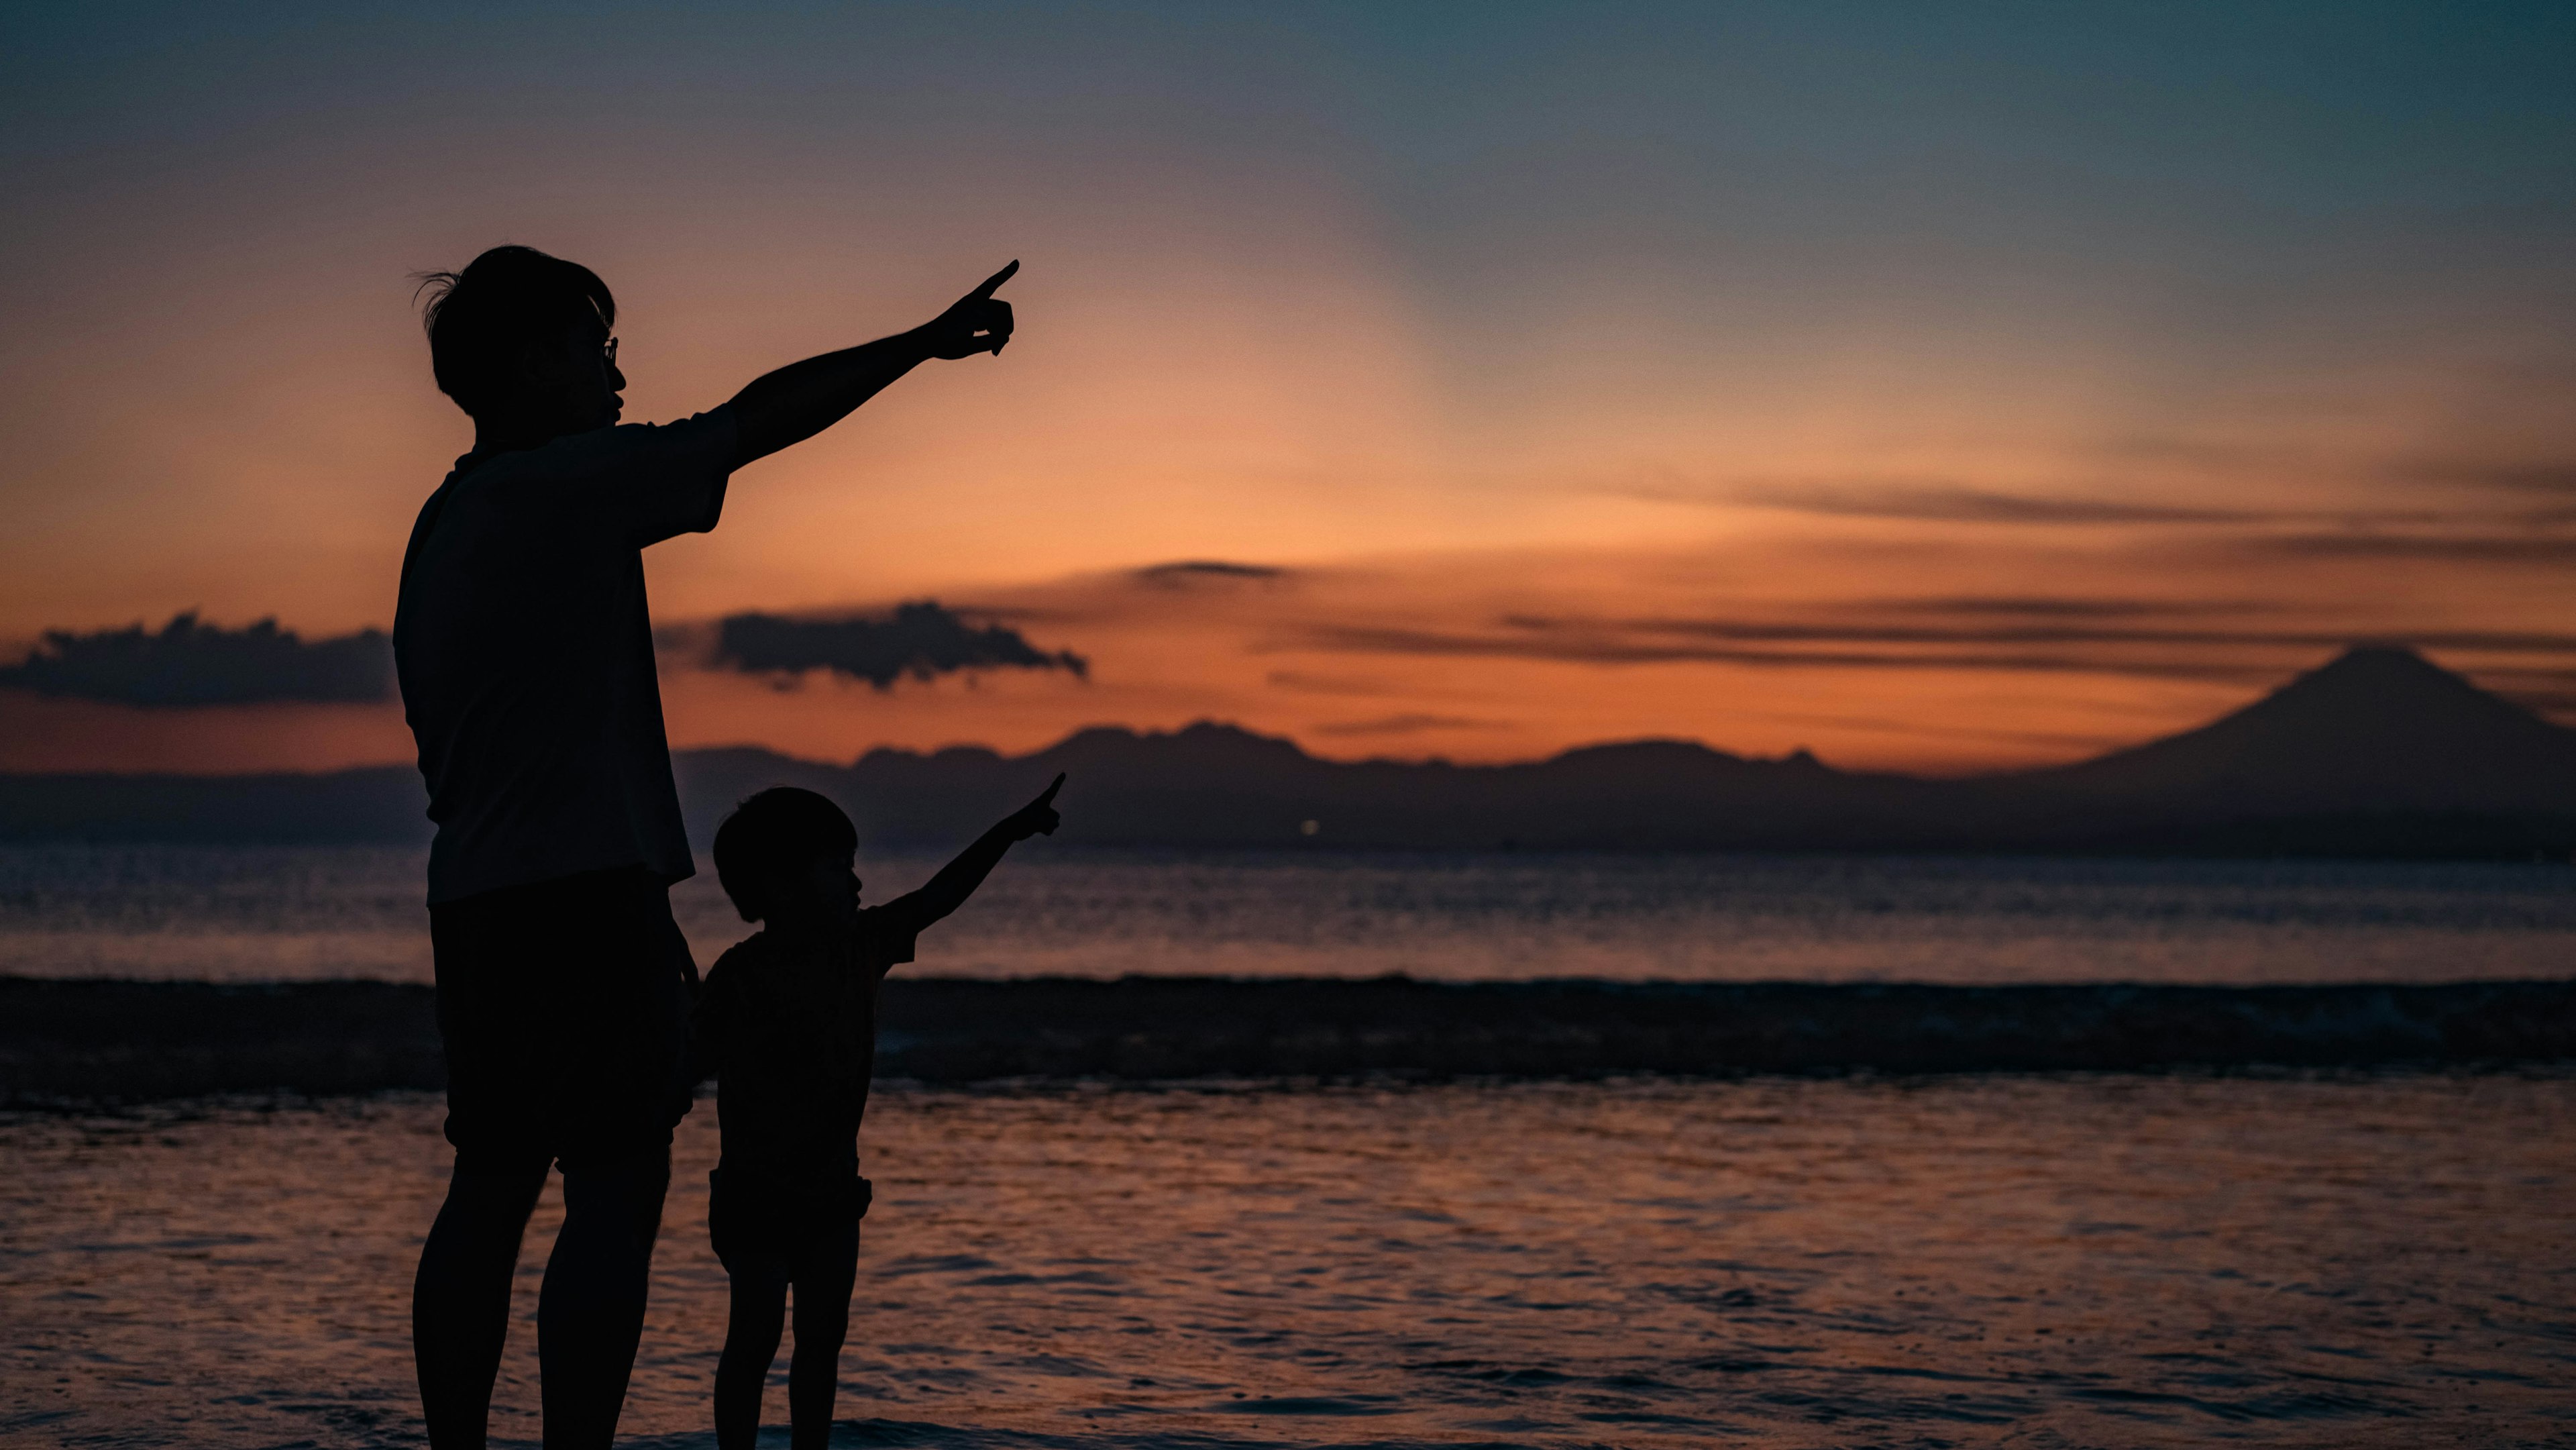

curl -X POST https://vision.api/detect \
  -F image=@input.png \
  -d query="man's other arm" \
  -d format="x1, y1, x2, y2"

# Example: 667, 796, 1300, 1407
727, 260, 1017, 468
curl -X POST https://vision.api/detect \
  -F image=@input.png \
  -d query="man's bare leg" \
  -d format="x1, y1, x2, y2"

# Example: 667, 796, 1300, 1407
415, 1156, 549, 1450
536, 1150, 671, 1450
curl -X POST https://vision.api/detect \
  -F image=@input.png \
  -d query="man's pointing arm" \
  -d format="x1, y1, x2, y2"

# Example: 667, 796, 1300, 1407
725, 260, 1018, 468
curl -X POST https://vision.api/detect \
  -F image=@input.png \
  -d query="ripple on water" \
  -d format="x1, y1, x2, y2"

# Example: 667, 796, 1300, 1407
12, 845, 2576, 985
3, 1074, 2574, 1448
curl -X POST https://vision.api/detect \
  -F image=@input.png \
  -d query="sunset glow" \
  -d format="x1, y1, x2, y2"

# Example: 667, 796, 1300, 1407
7, 3, 2574, 775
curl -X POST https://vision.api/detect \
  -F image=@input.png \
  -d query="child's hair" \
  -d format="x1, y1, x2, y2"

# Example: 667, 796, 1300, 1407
712, 787, 859, 922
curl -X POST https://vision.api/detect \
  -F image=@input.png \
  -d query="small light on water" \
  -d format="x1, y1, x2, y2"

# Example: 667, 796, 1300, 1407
1299, 819, 1320, 836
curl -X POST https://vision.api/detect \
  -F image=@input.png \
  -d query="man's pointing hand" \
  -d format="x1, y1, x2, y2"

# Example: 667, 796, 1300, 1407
922, 260, 1018, 360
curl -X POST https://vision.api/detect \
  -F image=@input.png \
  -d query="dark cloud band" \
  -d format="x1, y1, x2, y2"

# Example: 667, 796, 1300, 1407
712, 601, 1088, 689
1311, 713, 1512, 737
1866, 596, 2267, 619
1289, 623, 2286, 682
1134, 560, 1286, 585
1717, 481, 2263, 525
1626, 478, 2576, 537
0, 613, 392, 707
2251, 533, 2576, 564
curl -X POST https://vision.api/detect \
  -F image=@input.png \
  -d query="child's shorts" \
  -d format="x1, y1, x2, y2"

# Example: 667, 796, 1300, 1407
709, 1168, 871, 1272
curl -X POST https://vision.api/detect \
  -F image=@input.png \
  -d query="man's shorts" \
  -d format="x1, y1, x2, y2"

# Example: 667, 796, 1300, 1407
429, 865, 698, 1172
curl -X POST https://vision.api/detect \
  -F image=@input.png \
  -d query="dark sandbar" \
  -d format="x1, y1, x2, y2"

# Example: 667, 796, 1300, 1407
6, 975, 2572, 1104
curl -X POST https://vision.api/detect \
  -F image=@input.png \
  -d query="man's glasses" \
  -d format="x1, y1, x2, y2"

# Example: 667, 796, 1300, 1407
602, 336, 620, 368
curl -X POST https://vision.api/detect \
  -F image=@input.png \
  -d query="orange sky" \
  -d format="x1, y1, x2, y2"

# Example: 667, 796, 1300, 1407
5, 5, 2575, 776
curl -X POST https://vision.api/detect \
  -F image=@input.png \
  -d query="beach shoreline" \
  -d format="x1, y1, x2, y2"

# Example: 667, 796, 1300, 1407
9, 974, 2573, 1104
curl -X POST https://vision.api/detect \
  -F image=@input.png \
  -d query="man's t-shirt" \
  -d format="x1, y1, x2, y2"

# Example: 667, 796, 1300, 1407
692, 898, 929, 1180
394, 409, 737, 905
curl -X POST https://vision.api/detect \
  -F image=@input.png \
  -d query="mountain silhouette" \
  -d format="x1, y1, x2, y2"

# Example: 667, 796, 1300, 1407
2011, 645, 2576, 815
5, 646, 2574, 858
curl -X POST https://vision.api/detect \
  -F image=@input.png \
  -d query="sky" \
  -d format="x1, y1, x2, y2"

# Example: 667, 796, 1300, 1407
5, 1, 2575, 775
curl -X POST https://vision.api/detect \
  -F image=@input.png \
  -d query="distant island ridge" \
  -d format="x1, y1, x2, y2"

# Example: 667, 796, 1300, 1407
6, 645, 2575, 859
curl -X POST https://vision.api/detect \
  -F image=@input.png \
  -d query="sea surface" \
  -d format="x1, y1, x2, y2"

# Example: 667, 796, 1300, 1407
6, 847, 2575, 1447
5, 844, 2575, 985
6, 1075, 2573, 1449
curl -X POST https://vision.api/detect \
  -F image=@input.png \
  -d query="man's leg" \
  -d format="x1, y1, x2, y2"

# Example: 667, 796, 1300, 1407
421, 879, 555, 1450
535, 1148, 672, 1450
415, 1153, 550, 1450
536, 871, 696, 1449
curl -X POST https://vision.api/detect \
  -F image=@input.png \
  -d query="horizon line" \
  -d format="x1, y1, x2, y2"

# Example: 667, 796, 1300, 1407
0, 643, 2501, 786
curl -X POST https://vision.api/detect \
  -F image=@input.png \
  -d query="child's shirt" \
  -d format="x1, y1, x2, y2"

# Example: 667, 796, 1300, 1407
693, 894, 930, 1182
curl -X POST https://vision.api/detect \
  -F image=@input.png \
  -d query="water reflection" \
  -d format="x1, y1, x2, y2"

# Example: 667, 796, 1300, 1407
6, 845, 2575, 984
5, 1073, 2572, 1447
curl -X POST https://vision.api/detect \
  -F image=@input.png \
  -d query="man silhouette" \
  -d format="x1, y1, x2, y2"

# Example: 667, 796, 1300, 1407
393, 246, 1016, 1450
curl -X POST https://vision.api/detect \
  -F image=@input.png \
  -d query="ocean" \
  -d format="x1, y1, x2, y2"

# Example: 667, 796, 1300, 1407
9, 1076, 2574, 1448
7, 844, 2576, 985
3, 846, 2574, 1447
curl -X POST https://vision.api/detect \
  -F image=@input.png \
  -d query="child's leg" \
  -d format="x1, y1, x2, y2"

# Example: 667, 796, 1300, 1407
714, 1263, 790, 1450
784, 1221, 861, 1450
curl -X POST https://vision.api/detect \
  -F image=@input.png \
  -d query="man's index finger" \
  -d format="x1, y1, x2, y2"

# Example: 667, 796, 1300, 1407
973, 260, 1020, 299
1038, 772, 1065, 803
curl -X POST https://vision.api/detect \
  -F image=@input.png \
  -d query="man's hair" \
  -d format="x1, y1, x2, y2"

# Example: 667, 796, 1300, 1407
712, 787, 860, 923
414, 245, 614, 419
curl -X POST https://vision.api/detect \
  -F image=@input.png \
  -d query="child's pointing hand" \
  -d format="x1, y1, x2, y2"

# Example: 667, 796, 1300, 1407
1003, 773, 1065, 841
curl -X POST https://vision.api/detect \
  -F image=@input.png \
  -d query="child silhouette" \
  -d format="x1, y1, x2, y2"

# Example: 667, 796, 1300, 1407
692, 775, 1063, 1450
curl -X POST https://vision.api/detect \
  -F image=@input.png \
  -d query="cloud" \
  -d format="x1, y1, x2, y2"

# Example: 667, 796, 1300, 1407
1468, 611, 2576, 656
1609, 617, 2576, 654
1133, 560, 1287, 586
2250, 532, 2576, 564
1628, 479, 2576, 533
2088, 436, 2302, 472
1866, 596, 2267, 619
1287, 613, 2576, 685
0, 612, 392, 707
1310, 713, 1513, 736
1745, 709, 2127, 750
711, 601, 1089, 690
2398, 460, 2576, 496
1265, 669, 1403, 696
1636, 479, 2275, 526
1311, 627, 2269, 680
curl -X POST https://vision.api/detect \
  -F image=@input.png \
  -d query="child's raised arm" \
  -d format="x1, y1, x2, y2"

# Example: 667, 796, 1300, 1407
903, 774, 1063, 929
